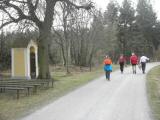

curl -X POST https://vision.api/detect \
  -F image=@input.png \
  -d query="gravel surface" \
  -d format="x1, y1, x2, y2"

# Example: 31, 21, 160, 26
21, 63, 160, 120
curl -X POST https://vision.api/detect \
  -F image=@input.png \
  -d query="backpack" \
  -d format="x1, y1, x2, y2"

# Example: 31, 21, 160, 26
130, 55, 138, 64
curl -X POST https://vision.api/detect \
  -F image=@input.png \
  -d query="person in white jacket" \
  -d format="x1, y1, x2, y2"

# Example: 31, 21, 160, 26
140, 55, 149, 74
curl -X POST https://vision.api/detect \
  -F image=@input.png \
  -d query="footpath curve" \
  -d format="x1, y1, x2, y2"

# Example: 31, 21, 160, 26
20, 62, 160, 120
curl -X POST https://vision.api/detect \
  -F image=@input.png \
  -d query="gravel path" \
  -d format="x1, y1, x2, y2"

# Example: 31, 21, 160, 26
21, 63, 160, 120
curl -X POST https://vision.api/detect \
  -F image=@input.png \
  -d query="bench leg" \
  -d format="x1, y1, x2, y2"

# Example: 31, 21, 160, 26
51, 80, 53, 88
27, 88, 30, 96
0, 88, 2, 92
34, 86, 37, 93
17, 89, 20, 99
47, 82, 49, 88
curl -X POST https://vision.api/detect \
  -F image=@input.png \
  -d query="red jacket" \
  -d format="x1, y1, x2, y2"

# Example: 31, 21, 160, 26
130, 55, 138, 64
119, 56, 125, 63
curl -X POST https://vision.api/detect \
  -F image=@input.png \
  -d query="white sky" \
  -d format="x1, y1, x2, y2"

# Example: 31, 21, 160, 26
92, 0, 160, 19
1, 0, 160, 33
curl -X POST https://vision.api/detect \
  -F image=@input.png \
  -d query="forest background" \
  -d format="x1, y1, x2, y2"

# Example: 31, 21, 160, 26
0, 0, 160, 75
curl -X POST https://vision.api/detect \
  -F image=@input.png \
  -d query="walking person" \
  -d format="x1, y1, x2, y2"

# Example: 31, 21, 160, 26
103, 55, 112, 81
130, 53, 138, 74
118, 54, 125, 73
140, 55, 149, 74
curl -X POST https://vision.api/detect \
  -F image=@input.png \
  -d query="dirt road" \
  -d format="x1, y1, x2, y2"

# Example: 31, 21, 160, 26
21, 63, 160, 120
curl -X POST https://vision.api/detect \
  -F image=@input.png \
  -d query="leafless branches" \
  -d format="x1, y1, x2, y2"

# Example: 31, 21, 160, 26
59, 0, 94, 10
0, 0, 42, 29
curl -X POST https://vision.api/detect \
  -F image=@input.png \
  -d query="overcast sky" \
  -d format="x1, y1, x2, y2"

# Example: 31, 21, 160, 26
92, 0, 160, 19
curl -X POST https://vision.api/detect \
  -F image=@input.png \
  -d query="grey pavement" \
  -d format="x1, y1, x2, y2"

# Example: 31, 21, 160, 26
20, 63, 160, 120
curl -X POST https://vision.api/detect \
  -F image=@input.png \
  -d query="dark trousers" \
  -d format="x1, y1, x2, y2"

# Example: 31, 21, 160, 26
105, 71, 110, 80
141, 62, 146, 73
119, 62, 124, 72
132, 64, 136, 74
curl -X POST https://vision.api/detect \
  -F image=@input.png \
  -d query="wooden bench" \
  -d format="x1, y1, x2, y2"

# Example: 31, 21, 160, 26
0, 83, 41, 94
0, 78, 54, 99
0, 84, 34, 96
0, 86, 25, 99
0, 79, 53, 87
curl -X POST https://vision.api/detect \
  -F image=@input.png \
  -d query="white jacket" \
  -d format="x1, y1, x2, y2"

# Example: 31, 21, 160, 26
140, 56, 149, 63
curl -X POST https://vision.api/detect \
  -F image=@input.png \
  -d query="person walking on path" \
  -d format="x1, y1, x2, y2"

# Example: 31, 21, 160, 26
103, 55, 112, 80
130, 53, 138, 74
118, 54, 126, 73
140, 55, 149, 74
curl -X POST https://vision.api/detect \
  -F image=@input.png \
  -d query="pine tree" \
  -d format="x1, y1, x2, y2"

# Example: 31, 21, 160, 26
103, 1, 119, 62
136, 0, 157, 56
117, 0, 135, 55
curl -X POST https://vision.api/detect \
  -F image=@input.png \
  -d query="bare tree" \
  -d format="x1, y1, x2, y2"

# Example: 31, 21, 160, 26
53, 2, 73, 74
0, 0, 93, 78
68, 8, 94, 67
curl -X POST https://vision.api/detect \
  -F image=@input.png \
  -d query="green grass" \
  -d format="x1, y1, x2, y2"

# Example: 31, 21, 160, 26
0, 65, 118, 120
147, 65, 160, 120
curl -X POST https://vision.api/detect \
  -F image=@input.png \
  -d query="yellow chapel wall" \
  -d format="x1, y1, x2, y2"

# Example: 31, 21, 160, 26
13, 48, 26, 77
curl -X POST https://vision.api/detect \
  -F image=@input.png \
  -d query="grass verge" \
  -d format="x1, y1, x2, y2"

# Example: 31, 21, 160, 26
0, 65, 118, 120
147, 65, 160, 120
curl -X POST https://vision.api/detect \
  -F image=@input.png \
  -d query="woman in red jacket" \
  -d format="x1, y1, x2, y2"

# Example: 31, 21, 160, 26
130, 53, 138, 74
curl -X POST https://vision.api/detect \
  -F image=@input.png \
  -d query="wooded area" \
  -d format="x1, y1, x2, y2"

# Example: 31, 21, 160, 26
0, 0, 160, 78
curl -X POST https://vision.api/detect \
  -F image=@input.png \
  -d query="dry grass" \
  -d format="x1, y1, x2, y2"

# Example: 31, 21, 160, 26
147, 65, 160, 120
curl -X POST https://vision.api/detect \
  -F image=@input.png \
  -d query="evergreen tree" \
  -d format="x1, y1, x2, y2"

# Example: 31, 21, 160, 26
136, 0, 157, 56
103, 1, 119, 62
118, 0, 135, 55
104, 0, 119, 24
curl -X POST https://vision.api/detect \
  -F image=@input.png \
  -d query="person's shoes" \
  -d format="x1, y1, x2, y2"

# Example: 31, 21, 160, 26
133, 71, 136, 74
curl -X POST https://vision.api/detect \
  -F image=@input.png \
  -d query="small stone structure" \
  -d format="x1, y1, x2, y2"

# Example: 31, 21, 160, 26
11, 39, 38, 79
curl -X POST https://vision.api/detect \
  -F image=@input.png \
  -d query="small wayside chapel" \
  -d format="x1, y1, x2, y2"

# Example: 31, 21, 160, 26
11, 39, 39, 79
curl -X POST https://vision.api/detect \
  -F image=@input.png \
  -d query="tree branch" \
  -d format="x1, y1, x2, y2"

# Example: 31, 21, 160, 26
34, 0, 39, 10
0, 20, 14, 29
26, 0, 42, 27
0, 6, 16, 21
27, 0, 35, 15
13, 0, 27, 4
53, 30, 64, 46
0, 0, 42, 28
59, 0, 94, 10
8, 2, 25, 17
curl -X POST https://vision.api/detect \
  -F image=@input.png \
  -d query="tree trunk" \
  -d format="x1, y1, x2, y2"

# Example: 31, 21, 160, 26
37, 1, 55, 79
38, 29, 51, 79
61, 44, 66, 66
89, 48, 94, 72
